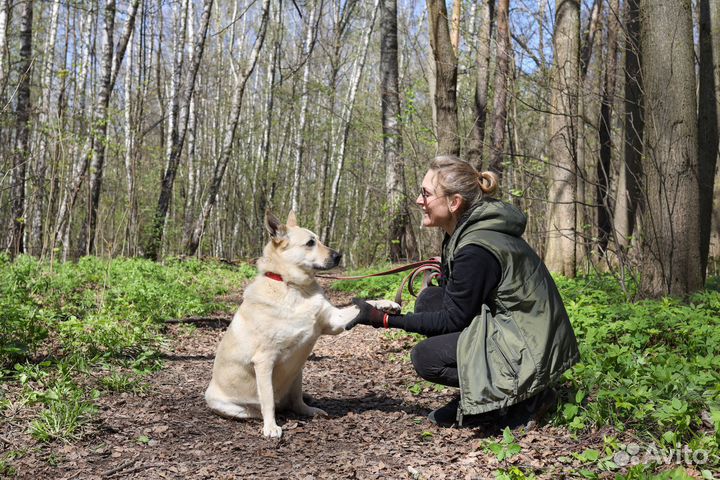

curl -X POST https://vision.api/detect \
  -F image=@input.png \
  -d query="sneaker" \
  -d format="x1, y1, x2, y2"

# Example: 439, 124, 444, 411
427, 397, 499, 428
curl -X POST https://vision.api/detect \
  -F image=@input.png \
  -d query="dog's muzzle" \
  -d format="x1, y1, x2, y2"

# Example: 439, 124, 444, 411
317, 250, 342, 270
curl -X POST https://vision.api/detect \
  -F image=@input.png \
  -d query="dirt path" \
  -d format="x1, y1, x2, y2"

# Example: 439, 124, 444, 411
8, 284, 604, 479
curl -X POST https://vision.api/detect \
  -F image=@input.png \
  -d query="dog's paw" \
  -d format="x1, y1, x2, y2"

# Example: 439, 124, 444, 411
263, 423, 283, 438
366, 299, 402, 314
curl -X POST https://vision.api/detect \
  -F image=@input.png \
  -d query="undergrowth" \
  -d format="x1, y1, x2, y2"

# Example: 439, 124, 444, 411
0, 254, 254, 447
332, 268, 720, 478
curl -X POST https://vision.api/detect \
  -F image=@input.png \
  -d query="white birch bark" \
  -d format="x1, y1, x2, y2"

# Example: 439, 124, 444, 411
29, 0, 62, 256
325, 0, 380, 242
290, 0, 321, 213
185, 0, 270, 255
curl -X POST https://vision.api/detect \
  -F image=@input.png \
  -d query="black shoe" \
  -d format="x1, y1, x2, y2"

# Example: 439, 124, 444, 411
428, 397, 499, 428
427, 397, 460, 427
500, 388, 558, 430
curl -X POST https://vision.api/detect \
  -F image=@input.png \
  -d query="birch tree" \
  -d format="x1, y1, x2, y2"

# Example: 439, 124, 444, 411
29, 0, 62, 256
52, 4, 97, 260
185, 0, 270, 256
78, 0, 140, 256
0, 0, 8, 94
9, 0, 33, 257
290, 0, 321, 213
145, 0, 213, 260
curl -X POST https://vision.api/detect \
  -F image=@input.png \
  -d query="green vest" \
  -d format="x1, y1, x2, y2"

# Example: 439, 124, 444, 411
442, 199, 580, 419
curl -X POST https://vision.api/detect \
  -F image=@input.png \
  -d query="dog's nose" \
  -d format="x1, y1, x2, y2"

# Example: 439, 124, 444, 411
332, 251, 342, 265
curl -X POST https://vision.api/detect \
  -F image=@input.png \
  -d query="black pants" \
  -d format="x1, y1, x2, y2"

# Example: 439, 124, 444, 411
410, 287, 461, 388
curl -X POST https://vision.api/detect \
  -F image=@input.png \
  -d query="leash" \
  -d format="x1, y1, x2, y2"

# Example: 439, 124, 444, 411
317, 258, 442, 306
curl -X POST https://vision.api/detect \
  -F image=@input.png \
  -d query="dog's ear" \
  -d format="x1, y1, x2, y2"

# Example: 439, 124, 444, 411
265, 210, 287, 241
286, 210, 298, 228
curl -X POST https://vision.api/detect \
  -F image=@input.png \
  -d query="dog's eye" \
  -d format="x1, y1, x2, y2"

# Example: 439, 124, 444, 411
305, 239, 316, 247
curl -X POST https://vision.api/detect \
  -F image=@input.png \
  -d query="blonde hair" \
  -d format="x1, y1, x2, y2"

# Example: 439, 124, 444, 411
429, 155, 499, 211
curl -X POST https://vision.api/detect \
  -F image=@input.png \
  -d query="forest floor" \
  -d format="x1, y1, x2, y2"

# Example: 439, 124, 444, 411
5, 281, 619, 479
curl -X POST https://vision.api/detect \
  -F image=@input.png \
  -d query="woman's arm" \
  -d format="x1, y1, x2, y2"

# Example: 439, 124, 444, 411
386, 245, 501, 336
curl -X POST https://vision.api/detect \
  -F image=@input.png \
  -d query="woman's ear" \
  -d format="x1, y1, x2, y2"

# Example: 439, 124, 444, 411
448, 194, 463, 214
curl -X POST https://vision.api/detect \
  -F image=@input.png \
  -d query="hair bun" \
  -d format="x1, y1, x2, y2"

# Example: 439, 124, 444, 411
478, 171, 499, 195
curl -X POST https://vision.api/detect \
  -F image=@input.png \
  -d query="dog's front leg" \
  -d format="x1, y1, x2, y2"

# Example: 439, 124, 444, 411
288, 370, 327, 417
253, 358, 282, 438
320, 303, 359, 335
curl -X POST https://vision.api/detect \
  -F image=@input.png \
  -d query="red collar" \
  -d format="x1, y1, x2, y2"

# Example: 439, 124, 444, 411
264, 272, 284, 282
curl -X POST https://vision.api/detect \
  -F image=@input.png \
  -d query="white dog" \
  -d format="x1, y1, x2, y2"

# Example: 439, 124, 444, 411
205, 211, 397, 438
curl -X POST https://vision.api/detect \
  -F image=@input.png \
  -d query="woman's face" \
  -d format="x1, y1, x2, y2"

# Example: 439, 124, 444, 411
416, 170, 459, 234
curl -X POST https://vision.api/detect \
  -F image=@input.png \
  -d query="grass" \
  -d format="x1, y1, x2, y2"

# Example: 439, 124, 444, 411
1, 255, 718, 478
0, 254, 254, 450
330, 267, 720, 478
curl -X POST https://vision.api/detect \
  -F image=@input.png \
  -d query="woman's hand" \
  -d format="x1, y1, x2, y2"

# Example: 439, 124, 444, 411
344, 298, 388, 330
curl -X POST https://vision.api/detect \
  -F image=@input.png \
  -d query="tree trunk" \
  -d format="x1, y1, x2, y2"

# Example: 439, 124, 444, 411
185, 0, 270, 256
325, 0, 380, 244
596, 0, 620, 256
450, 0, 460, 54
79, 0, 140, 257
10, 0, 33, 257
638, 0, 702, 297
29, 0, 61, 257
255, 0, 282, 239
466, 0, 494, 171
380, 0, 407, 261
698, 0, 720, 281
614, 0, 644, 248
544, 0, 580, 277
0, 0, 8, 93
78, 0, 116, 257
290, 0, 321, 213
427, 0, 459, 156
145, 0, 213, 260
52, 5, 96, 260
489, 0, 509, 175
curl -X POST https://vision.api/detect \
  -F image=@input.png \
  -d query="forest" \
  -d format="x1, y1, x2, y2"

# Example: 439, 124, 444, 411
1, 0, 720, 478
0, 0, 717, 297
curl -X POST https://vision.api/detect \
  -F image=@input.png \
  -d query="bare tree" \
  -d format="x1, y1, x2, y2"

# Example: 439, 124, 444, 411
145, 0, 213, 260
290, 0, 322, 213
325, 0, 381, 244
596, 0, 620, 255
427, 0, 459, 156
467, 0, 495, 171
78, 0, 141, 256
9, 0, 33, 257
489, 0, 510, 175
544, 0, 580, 277
381, 0, 406, 261
614, 0, 644, 248
698, 0, 720, 280
29, 0, 62, 257
638, 0, 702, 297
185, 0, 270, 256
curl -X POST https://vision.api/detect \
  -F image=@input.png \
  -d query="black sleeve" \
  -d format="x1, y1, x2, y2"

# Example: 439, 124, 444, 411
386, 244, 501, 336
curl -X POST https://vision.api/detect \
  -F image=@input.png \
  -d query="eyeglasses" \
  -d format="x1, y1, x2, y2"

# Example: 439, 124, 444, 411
419, 187, 443, 206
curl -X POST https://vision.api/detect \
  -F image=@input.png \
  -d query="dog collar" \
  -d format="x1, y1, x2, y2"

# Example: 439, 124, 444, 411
264, 272, 284, 282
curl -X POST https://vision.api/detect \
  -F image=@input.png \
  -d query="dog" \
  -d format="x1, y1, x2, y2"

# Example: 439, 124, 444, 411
205, 210, 398, 438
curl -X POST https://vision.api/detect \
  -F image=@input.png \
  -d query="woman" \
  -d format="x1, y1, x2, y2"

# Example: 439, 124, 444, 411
346, 156, 580, 428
